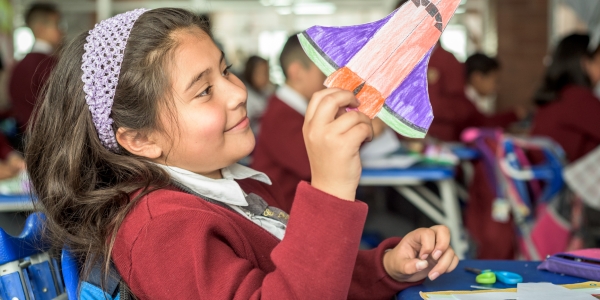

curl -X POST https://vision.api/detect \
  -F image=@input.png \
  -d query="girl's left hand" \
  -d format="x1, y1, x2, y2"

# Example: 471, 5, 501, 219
382, 225, 459, 282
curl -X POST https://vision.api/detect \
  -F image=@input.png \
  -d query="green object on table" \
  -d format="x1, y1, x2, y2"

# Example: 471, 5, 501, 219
466, 267, 497, 284
465, 267, 524, 285
475, 270, 497, 284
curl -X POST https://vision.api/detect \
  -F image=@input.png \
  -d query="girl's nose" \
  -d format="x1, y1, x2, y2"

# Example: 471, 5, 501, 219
222, 76, 247, 110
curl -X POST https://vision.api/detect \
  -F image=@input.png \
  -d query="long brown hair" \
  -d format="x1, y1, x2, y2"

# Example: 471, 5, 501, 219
25, 8, 211, 287
534, 34, 600, 105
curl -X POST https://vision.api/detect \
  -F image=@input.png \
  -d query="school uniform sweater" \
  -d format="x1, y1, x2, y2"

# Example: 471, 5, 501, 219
427, 46, 518, 141
111, 180, 420, 299
0, 133, 14, 160
251, 88, 310, 213
8, 51, 57, 128
531, 85, 600, 162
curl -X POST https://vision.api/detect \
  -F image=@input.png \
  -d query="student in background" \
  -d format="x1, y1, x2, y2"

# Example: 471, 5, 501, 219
394, 0, 525, 141
9, 3, 62, 146
0, 132, 24, 179
251, 35, 326, 212
243, 55, 274, 136
464, 53, 500, 116
532, 33, 600, 162
428, 44, 529, 141
0, 131, 26, 236
531, 33, 600, 251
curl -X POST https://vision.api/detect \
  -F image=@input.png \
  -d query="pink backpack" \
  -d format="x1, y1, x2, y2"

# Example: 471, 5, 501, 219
462, 128, 574, 260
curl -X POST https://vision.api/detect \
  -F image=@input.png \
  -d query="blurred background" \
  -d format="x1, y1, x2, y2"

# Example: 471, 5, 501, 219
0, 0, 596, 112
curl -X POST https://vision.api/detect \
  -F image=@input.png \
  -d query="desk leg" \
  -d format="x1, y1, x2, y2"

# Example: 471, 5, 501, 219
394, 181, 468, 259
395, 186, 445, 225
438, 179, 468, 259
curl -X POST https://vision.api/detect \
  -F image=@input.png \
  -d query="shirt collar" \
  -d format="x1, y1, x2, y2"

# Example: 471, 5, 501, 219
157, 163, 271, 207
31, 39, 54, 55
276, 84, 308, 116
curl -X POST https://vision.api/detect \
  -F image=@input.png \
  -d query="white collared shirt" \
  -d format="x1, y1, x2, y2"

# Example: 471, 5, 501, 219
276, 84, 308, 116
157, 163, 286, 240
30, 39, 54, 55
465, 85, 496, 116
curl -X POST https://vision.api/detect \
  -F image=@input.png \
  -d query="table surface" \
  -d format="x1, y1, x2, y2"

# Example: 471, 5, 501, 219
362, 164, 454, 180
396, 260, 587, 299
449, 145, 479, 161
0, 194, 34, 212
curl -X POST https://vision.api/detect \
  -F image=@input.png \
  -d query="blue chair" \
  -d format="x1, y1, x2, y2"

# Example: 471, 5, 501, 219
61, 248, 79, 300
61, 247, 125, 300
499, 137, 565, 216
0, 213, 65, 300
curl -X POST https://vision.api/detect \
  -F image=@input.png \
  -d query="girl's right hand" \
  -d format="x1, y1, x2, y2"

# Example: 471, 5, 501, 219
303, 88, 374, 201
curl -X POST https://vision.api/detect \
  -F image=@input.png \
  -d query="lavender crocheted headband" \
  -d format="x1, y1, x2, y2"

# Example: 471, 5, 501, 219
81, 8, 148, 151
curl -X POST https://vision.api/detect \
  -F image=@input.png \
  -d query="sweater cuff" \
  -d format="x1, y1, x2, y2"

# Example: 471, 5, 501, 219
287, 181, 368, 242
375, 238, 425, 290
292, 181, 369, 213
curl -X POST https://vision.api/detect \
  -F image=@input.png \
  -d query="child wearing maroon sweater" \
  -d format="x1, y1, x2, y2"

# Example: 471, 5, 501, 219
531, 34, 600, 162
252, 35, 326, 212
9, 3, 62, 130
26, 8, 458, 299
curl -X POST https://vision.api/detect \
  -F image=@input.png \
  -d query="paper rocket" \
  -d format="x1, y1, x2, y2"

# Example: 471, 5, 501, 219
298, 0, 461, 138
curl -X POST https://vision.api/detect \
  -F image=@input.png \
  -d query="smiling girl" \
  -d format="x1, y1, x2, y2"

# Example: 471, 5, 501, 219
26, 8, 457, 299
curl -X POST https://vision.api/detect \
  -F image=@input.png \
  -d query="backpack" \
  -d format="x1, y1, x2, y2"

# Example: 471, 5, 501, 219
62, 248, 132, 300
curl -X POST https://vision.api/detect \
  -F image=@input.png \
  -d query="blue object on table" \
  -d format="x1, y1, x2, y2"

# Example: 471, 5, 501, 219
465, 267, 523, 284
450, 145, 480, 160
361, 164, 454, 180
396, 260, 587, 300
488, 270, 523, 284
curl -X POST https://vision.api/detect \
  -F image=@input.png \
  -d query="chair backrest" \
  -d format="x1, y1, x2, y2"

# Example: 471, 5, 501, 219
0, 213, 45, 265
0, 212, 64, 300
499, 137, 565, 209
61, 248, 126, 300
61, 248, 79, 300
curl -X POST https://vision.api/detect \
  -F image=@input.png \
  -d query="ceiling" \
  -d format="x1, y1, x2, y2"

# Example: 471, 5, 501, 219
18, 0, 396, 14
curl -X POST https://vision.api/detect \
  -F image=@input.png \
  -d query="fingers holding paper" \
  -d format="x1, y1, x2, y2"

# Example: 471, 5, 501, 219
303, 88, 374, 201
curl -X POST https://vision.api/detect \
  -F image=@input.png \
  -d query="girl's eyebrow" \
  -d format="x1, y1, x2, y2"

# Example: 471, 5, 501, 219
185, 51, 225, 92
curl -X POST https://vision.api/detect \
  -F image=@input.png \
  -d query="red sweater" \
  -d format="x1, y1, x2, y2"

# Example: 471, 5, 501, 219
427, 47, 518, 141
0, 133, 14, 160
9, 52, 57, 128
531, 85, 600, 162
251, 95, 310, 212
112, 180, 419, 299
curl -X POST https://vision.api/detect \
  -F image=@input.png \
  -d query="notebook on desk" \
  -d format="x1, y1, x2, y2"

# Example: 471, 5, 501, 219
420, 281, 600, 299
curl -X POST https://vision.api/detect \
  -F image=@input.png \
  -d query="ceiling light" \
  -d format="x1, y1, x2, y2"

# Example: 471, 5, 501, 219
293, 2, 336, 15
261, 0, 293, 6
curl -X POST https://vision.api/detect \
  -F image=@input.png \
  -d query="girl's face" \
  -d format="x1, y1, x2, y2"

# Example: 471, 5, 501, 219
252, 61, 270, 91
154, 28, 253, 178
585, 50, 600, 86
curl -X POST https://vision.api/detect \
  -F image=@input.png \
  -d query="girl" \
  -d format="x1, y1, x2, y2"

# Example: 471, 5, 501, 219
532, 33, 600, 162
26, 8, 458, 299
243, 55, 274, 135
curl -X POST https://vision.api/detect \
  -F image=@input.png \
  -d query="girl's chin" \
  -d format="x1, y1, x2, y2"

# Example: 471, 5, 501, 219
233, 132, 256, 161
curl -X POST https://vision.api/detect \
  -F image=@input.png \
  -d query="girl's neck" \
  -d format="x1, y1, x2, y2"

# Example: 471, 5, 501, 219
202, 169, 223, 180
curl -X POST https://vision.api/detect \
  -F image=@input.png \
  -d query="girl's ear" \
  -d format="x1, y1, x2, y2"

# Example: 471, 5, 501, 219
116, 128, 162, 159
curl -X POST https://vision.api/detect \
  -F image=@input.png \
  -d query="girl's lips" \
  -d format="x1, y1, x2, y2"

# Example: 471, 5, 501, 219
225, 116, 249, 132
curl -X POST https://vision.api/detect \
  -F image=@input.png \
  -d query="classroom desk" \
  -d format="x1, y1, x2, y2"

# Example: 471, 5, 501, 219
0, 194, 34, 212
448, 144, 479, 201
360, 165, 468, 259
396, 259, 587, 299
449, 144, 479, 161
